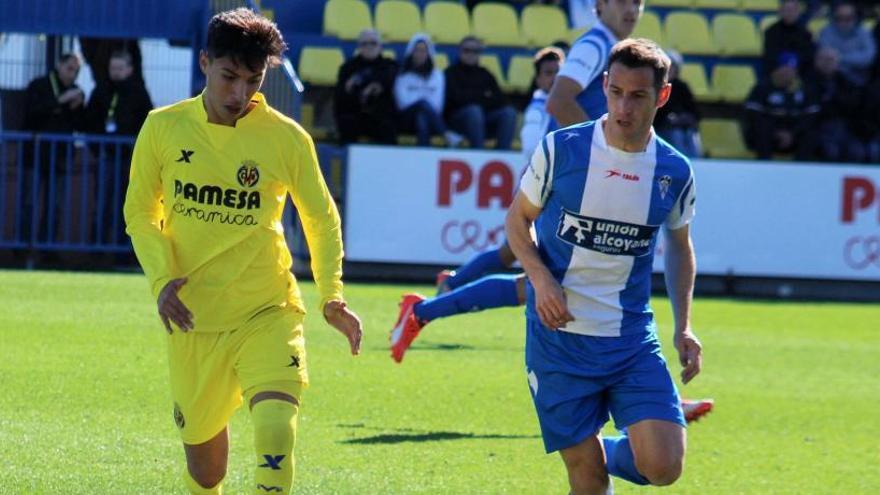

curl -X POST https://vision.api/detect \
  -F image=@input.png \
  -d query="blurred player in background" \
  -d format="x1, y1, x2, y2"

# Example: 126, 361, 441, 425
507, 39, 701, 494
124, 8, 362, 495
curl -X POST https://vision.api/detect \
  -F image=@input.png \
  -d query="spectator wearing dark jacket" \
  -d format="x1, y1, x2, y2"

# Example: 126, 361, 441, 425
85, 50, 152, 136
444, 37, 516, 149
334, 29, 398, 145
24, 53, 86, 133
653, 50, 702, 158
861, 76, 880, 162
817, 1, 876, 87
744, 54, 820, 160
812, 47, 865, 162
762, 0, 815, 78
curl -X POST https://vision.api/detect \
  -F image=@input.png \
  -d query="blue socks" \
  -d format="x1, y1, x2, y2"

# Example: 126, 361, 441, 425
414, 274, 520, 322
603, 435, 649, 485
446, 248, 507, 290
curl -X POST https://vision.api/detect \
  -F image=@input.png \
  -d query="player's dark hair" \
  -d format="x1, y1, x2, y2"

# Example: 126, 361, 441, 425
608, 38, 671, 92
206, 8, 287, 71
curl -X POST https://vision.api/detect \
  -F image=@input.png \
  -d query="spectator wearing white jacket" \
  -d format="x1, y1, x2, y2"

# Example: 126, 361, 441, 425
394, 34, 462, 146
520, 46, 564, 160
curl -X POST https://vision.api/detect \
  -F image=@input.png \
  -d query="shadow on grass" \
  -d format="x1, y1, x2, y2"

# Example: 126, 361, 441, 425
338, 425, 539, 444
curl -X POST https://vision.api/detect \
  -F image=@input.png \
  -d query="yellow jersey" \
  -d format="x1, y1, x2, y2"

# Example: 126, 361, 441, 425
124, 92, 343, 332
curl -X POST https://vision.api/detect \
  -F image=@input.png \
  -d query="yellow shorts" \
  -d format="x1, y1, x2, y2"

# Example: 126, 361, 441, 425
166, 305, 308, 445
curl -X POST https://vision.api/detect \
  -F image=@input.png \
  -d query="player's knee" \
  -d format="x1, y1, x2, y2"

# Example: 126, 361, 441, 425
636, 456, 683, 486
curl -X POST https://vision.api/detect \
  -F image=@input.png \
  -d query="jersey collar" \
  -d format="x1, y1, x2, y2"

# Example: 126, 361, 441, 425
195, 91, 266, 128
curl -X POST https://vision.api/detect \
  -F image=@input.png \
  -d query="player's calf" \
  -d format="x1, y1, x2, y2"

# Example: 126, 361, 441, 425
251, 396, 299, 494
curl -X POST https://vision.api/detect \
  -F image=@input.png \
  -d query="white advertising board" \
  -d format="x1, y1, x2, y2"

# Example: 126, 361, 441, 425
344, 146, 880, 282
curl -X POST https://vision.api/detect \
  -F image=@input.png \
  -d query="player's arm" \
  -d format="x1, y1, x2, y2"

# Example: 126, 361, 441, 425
546, 76, 588, 127
664, 177, 701, 384
288, 131, 362, 355
505, 139, 574, 329
546, 40, 603, 126
123, 117, 192, 332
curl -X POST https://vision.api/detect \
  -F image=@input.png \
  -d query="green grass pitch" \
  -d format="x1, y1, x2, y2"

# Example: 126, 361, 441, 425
1, 270, 878, 494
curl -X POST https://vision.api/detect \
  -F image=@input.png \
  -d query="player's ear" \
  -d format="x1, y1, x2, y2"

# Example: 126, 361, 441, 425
656, 82, 672, 108
199, 50, 209, 76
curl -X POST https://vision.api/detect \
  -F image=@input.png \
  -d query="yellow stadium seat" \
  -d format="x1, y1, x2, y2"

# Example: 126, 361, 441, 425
694, 0, 738, 10
699, 119, 754, 159
742, 0, 779, 11
375, 0, 423, 42
424, 1, 471, 45
434, 51, 449, 70
679, 62, 716, 102
649, 0, 693, 7
507, 55, 535, 94
472, 3, 525, 47
631, 11, 664, 46
521, 4, 569, 47
665, 12, 718, 55
382, 49, 397, 60
568, 27, 588, 44
711, 64, 756, 103
713, 13, 761, 56
298, 47, 345, 86
480, 54, 509, 91
808, 17, 828, 38
759, 14, 778, 33
323, 0, 373, 40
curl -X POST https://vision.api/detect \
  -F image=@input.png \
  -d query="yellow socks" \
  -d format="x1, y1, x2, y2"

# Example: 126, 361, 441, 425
251, 399, 298, 494
183, 468, 223, 495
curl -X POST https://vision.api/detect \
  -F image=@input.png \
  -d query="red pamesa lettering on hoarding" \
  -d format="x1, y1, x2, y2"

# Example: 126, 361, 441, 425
437, 159, 515, 208
841, 177, 877, 223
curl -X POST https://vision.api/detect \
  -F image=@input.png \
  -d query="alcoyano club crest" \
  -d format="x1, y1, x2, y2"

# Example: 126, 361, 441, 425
237, 160, 260, 188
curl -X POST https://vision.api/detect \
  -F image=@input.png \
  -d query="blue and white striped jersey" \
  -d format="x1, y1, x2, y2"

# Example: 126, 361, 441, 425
550, 21, 618, 132
520, 116, 696, 337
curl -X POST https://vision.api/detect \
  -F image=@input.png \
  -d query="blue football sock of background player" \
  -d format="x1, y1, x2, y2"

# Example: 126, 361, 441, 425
415, 274, 521, 322
445, 248, 508, 290
603, 435, 650, 485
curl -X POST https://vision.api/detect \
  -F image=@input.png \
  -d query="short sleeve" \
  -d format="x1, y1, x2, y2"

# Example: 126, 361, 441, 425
666, 174, 696, 230
519, 135, 555, 207
557, 39, 604, 90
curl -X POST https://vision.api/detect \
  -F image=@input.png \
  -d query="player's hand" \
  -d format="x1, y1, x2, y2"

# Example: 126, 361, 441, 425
157, 278, 193, 333
674, 329, 702, 384
531, 272, 574, 330
324, 300, 363, 356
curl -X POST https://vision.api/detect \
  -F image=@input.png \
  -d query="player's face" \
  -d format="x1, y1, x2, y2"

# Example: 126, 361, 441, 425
200, 52, 266, 125
599, 0, 643, 39
603, 63, 670, 145
535, 59, 560, 92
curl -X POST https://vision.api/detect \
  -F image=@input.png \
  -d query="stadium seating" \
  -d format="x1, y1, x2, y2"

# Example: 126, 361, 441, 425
741, 0, 779, 11
568, 27, 587, 44
480, 53, 509, 91
424, 1, 471, 44
808, 17, 828, 38
375, 0, 423, 42
507, 55, 535, 93
472, 3, 525, 47
648, 0, 692, 7
699, 118, 754, 158
759, 14, 778, 33
694, 0, 738, 10
298, 46, 345, 86
665, 12, 718, 55
711, 64, 756, 103
521, 4, 569, 47
713, 13, 761, 56
680, 62, 715, 102
323, 0, 372, 40
632, 11, 664, 46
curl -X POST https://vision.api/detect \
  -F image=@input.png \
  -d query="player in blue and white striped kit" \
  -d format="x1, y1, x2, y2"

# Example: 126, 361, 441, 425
506, 39, 702, 494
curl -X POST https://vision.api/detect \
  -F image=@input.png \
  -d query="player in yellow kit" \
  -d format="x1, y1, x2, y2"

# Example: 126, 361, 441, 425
123, 8, 363, 495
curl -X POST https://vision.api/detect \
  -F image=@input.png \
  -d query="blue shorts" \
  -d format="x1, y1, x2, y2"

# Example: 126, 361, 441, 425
524, 318, 685, 453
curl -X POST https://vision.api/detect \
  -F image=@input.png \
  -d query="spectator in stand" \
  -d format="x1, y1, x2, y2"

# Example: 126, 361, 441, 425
444, 36, 517, 149
860, 70, 880, 162
22, 53, 86, 248
520, 46, 564, 159
818, 1, 876, 87
334, 29, 398, 145
653, 50, 702, 158
763, 0, 815, 78
86, 50, 154, 247
394, 34, 462, 147
744, 54, 820, 160
812, 47, 866, 162
871, 16, 880, 79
